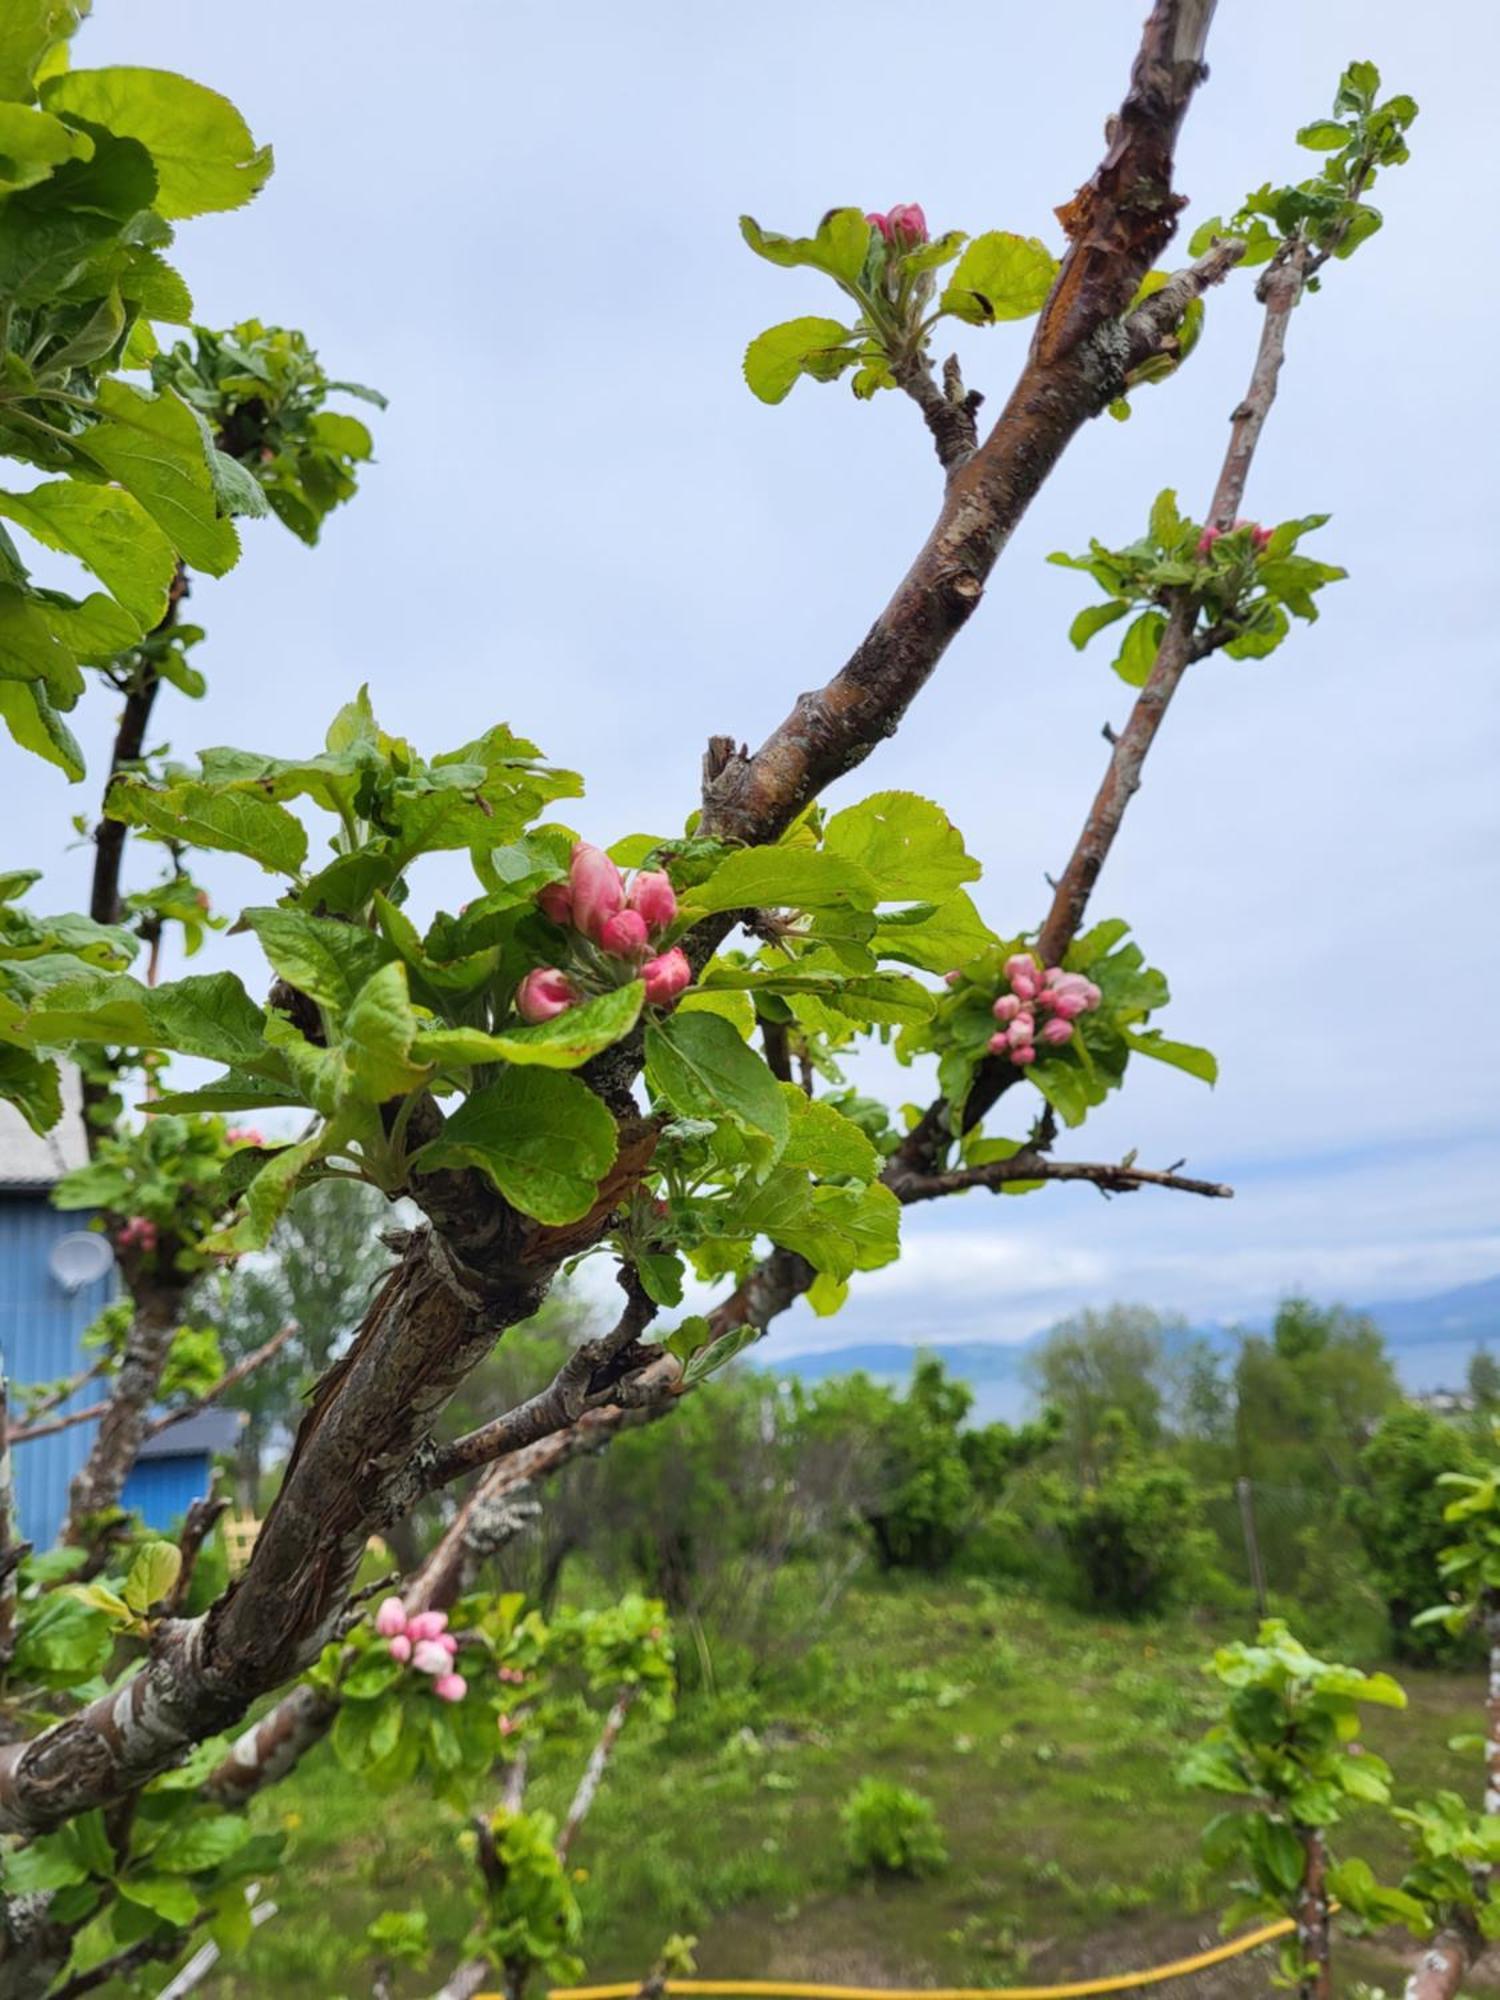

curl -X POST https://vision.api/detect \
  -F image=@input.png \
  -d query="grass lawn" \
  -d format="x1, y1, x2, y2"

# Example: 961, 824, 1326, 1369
191, 1577, 1491, 2000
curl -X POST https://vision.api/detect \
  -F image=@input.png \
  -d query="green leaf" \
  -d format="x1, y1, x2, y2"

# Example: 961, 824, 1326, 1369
0, 4, 81, 104
410, 1068, 618, 1226
43, 66, 272, 217
739, 208, 871, 284
688, 846, 878, 916
1124, 1029, 1218, 1084
148, 1814, 251, 1875
25, 969, 266, 1067
414, 982, 644, 1072
822, 791, 980, 901
341, 961, 431, 1102
239, 907, 392, 1013
74, 380, 239, 577
107, 777, 307, 876
1297, 119, 1350, 151
123, 1540, 181, 1615
1068, 600, 1129, 651
780, 1089, 880, 1183
940, 231, 1057, 325
683, 1322, 759, 1385
644, 1011, 789, 1172
743, 317, 855, 404
0, 1043, 61, 1131
871, 891, 995, 976
0, 482, 174, 635
205, 1126, 331, 1253
1113, 610, 1165, 688
0, 679, 85, 779
0, 101, 91, 194
118, 1872, 199, 1927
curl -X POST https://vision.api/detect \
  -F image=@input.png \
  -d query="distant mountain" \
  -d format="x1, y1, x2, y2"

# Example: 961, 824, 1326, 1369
755, 1277, 1500, 1422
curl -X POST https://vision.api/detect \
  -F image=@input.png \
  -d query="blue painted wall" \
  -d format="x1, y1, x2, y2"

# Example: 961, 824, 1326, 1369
121, 1455, 214, 1529
2, 1194, 214, 1545
2, 1197, 117, 1550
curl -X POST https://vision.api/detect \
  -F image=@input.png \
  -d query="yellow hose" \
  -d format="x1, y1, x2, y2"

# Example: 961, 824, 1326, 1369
525, 1912, 1297, 2000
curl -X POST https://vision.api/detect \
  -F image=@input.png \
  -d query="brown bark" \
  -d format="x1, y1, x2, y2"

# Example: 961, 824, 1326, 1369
1404, 1921, 1482, 2000
698, 0, 1217, 848
62, 1280, 186, 1546
1295, 1826, 1331, 2000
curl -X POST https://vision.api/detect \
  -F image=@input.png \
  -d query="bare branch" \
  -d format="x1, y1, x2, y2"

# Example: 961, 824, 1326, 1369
7, 1399, 111, 1447
5, 1353, 112, 1435
416, 1270, 663, 1496
556, 1688, 634, 1864
165, 1494, 230, 1617
899, 1153, 1233, 1203
144, 1323, 297, 1441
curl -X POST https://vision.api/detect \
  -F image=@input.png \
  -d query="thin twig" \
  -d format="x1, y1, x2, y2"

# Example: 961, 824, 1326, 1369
900, 1154, 1233, 1202
144, 1322, 297, 1440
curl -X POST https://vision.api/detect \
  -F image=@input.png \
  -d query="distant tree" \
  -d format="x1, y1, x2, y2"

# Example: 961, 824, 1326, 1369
1467, 1347, 1500, 1418
1233, 1298, 1400, 1495
1345, 1406, 1482, 1662
204, 1179, 393, 1507
1055, 1444, 1209, 1615
1028, 1306, 1181, 1483
802, 1356, 1053, 1571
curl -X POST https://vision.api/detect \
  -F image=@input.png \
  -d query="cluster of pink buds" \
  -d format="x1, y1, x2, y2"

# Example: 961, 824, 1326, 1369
987, 952, 1101, 1067
116, 1216, 158, 1252
521, 843, 691, 1019
373, 1598, 466, 1703
498, 1664, 527, 1686
866, 202, 928, 249
225, 1126, 264, 1147
1196, 520, 1273, 558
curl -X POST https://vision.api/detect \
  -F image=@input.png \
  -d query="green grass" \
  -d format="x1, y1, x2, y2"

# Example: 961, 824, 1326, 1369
192, 1576, 1491, 1999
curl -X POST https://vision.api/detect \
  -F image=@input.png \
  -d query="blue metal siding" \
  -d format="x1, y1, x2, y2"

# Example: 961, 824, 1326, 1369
0, 1197, 118, 1549
121, 1454, 213, 1530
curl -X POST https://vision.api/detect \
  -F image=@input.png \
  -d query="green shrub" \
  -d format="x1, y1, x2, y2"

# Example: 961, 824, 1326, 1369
840, 1777, 948, 1878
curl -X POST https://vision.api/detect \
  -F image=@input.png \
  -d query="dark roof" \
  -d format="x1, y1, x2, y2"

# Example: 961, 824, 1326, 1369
136, 1408, 245, 1460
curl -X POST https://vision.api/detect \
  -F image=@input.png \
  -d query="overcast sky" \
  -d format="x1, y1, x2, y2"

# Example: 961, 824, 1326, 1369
18, 1, 1498, 1352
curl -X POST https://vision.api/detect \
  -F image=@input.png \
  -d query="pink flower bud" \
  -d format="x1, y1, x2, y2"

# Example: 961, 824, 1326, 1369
1040, 1016, 1074, 1046
225, 1127, 265, 1147
599, 908, 650, 957
406, 1610, 449, 1643
374, 1597, 407, 1639
433, 1672, 468, 1703
438, 1631, 459, 1656
118, 1217, 159, 1252
642, 948, 692, 1007
886, 202, 928, 248
498, 1713, 517, 1737
1251, 524, 1273, 552
1053, 990, 1087, 1020
987, 1031, 1010, 1056
412, 1639, 451, 1676
1195, 525, 1223, 558
569, 842, 626, 943
1043, 967, 1065, 988
992, 994, 1021, 1023
627, 870, 678, 934
1004, 953, 1037, 987
1007, 1014, 1035, 1049
944, 970, 963, 986
1012, 973, 1039, 1003
866, 211, 892, 241
537, 880, 574, 925
1011, 1044, 1037, 1066
515, 967, 579, 1023
388, 1634, 412, 1663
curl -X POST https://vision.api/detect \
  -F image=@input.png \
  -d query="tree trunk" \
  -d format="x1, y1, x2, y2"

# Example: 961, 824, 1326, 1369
63, 1281, 185, 1546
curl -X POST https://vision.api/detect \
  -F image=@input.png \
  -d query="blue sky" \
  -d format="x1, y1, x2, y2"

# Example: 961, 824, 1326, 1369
17, 1, 1498, 1351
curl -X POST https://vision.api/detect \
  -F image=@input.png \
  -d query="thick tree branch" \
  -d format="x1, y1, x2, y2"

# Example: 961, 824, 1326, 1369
415, 1271, 663, 1498
699, 0, 1217, 846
